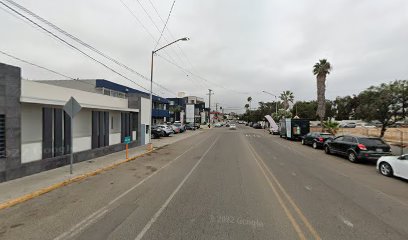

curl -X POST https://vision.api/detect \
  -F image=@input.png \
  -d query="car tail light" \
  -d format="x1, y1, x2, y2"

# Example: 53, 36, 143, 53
318, 137, 324, 142
357, 144, 367, 150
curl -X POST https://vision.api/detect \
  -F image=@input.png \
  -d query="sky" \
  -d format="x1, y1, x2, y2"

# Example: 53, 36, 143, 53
1, 0, 407, 113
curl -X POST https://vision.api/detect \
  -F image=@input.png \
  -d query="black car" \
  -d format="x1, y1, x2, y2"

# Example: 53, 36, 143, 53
301, 132, 334, 149
151, 126, 163, 139
253, 123, 262, 129
324, 135, 392, 163
185, 123, 197, 130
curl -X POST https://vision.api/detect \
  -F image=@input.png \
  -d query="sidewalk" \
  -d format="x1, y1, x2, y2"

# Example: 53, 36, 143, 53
0, 130, 202, 209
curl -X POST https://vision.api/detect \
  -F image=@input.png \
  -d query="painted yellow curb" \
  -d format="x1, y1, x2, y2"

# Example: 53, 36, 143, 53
0, 149, 154, 211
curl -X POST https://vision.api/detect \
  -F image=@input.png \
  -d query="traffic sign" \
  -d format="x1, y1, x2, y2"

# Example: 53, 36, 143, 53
63, 97, 82, 118
124, 136, 131, 144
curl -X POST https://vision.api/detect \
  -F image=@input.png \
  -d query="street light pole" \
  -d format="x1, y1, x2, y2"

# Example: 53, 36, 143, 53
262, 90, 278, 114
150, 37, 189, 145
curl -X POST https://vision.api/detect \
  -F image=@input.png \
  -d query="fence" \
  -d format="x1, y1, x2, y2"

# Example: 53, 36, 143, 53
310, 127, 407, 146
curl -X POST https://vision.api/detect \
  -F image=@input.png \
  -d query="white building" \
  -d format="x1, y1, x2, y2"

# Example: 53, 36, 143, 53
0, 63, 151, 182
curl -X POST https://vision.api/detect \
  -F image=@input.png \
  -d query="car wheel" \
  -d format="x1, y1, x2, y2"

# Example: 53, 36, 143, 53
324, 146, 331, 154
301, 139, 305, 145
312, 142, 318, 149
348, 152, 357, 163
379, 162, 393, 177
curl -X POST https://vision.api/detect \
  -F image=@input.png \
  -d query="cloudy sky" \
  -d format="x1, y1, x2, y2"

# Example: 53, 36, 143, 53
1, 0, 407, 113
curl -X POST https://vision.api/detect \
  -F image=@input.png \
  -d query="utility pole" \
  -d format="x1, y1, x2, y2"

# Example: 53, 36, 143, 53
207, 89, 213, 124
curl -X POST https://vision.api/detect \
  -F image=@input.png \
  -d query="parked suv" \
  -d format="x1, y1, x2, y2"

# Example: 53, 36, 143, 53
301, 132, 334, 149
324, 135, 392, 163
156, 125, 173, 136
151, 126, 163, 139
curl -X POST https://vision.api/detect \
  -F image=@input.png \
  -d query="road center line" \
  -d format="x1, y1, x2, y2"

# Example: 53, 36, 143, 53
134, 136, 220, 240
249, 144, 322, 240
246, 142, 306, 240
53, 133, 212, 240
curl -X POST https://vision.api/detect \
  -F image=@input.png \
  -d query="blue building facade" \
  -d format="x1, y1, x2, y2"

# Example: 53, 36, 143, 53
95, 79, 170, 124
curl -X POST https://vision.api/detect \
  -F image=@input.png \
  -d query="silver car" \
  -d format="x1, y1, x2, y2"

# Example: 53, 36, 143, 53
157, 125, 173, 136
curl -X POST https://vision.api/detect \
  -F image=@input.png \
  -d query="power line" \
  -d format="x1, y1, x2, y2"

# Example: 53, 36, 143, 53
154, 0, 176, 49
147, 0, 188, 67
118, 0, 180, 72
156, 53, 250, 95
3, 0, 176, 97
1, 0, 174, 96
0, 50, 77, 80
134, 0, 184, 65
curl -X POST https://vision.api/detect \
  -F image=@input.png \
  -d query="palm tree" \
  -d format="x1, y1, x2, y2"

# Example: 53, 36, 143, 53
313, 59, 332, 127
323, 119, 339, 135
169, 105, 181, 121
279, 90, 294, 110
247, 97, 253, 121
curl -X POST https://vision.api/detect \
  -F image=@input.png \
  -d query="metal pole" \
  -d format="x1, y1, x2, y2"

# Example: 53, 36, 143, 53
401, 130, 404, 155
275, 96, 278, 114
70, 115, 73, 174
208, 89, 212, 124
149, 51, 154, 144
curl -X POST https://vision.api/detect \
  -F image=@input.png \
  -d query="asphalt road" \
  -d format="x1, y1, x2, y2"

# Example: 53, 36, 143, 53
0, 125, 407, 240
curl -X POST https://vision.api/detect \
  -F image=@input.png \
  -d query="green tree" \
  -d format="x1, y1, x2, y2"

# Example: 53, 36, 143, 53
272, 109, 292, 122
323, 119, 340, 135
169, 105, 181, 121
355, 83, 399, 137
292, 101, 317, 119
279, 90, 294, 110
390, 80, 408, 119
333, 95, 359, 120
313, 59, 332, 126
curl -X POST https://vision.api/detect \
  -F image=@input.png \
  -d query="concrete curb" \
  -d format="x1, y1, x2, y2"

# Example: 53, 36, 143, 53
0, 149, 153, 211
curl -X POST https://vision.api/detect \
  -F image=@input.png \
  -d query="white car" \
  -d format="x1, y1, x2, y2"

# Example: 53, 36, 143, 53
157, 125, 173, 136
377, 154, 408, 180
229, 124, 236, 130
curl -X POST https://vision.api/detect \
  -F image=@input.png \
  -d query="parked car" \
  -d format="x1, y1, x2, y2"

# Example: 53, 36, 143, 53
324, 135, 392, 163
301, 132, 334, 149
268, 127, 279, 135
170, 124, 181, 134
369, 120, 383, 128
229, 124, 237, 130
214, 123, 222, 127
377, 154, 408, 180
225, 123, 230, 127
173, 122, 186, 132
249, 122, 254, 127
151, 126, 163, 139
253, 123, 262, 129
185, 123, 197, 130
340, 122, 356, 128
156, 125, 173, 136
356, 122, 376, 128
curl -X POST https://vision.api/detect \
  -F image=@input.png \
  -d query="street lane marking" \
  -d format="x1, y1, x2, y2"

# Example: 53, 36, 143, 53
247, 144, 306, 240
248, 144, 322, 240
53, 134, 212, 240
339, 216, 354, 228
134, 137, 220, 240
305, 186, 312, 191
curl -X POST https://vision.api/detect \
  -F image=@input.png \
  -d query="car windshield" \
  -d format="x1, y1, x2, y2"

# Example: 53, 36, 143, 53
173, 123, 181, 126
358, 138, 386, 145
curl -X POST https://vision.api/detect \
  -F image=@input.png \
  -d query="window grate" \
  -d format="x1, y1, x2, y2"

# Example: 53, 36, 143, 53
0, 115, 5, 158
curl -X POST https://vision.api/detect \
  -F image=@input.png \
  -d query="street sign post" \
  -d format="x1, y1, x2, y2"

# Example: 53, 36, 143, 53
124, 136, 131, 159
63, 97, 82, 174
